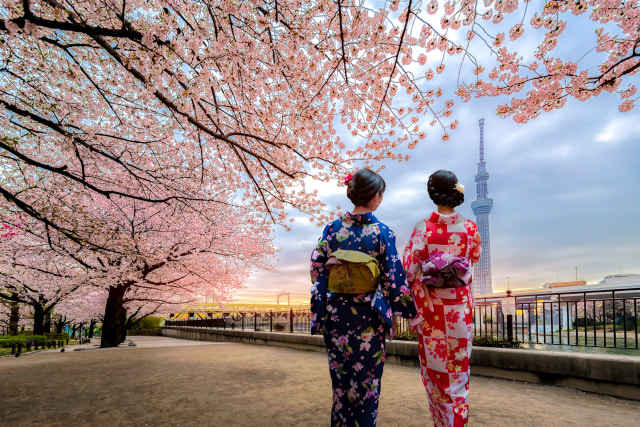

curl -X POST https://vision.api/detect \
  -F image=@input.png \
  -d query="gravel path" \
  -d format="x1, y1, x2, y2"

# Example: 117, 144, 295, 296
0, 336, 638, 426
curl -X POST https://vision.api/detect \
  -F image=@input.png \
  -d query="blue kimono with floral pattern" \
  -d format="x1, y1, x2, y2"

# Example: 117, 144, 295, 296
310, 212, 416, 426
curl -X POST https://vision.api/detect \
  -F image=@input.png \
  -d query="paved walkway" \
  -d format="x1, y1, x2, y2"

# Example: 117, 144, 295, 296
1, 336, 638, 426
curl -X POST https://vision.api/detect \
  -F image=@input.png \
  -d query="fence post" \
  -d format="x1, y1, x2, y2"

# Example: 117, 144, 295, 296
270, 311, 273, 332
290, 309, 294, 333
242, 313, 245, 331
255, 312, 258, 332
506, 315, 513, 342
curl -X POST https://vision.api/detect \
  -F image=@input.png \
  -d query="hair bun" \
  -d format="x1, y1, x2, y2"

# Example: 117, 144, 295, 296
347, 169, 386, 207
427, 170, 464, 208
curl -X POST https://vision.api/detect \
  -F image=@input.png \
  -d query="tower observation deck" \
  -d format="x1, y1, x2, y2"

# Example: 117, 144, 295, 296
471, 119, 493, 296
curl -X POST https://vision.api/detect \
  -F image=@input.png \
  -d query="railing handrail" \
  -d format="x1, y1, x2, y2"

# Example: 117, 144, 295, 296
475, 286, 640, 302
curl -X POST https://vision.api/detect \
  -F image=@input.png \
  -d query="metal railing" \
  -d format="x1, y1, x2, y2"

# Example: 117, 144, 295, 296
165, 309, 312, 333
164, 287, 640, 350
473, 287, 640, 349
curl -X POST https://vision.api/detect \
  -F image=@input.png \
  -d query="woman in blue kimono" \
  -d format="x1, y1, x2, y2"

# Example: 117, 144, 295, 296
310, 168, 417, 427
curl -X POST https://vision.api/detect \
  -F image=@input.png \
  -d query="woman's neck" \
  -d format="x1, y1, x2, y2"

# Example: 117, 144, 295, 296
437, 205, 455, 215
352, 206, 371, 214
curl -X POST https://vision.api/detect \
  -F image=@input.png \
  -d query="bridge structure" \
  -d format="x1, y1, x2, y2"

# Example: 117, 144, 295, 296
167, 301, 310, 322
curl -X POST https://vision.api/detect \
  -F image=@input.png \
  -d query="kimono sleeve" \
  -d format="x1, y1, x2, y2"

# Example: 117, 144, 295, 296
309, 224, 332, 334
310, 226, 330, 285
402, 220, 431, 318
378, 226, 417, 319
465, 220, 482, 264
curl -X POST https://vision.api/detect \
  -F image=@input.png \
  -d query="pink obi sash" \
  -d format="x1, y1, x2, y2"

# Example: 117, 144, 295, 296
421, 252, 471, 288
411, 253, 472, 326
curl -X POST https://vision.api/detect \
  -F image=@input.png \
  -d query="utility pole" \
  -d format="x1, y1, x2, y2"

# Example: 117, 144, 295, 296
276, 290, 290, 306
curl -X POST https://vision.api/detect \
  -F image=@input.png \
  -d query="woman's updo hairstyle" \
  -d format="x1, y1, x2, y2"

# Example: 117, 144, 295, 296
427, 170, 464, 208
347, 168, 386, 207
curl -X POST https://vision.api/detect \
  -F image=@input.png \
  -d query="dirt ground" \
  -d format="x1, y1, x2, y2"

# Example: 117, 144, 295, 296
0, 336, 638, 426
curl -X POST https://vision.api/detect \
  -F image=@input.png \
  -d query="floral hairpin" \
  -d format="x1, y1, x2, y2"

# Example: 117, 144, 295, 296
455, 183, 465, 193
344, 174, 354, 186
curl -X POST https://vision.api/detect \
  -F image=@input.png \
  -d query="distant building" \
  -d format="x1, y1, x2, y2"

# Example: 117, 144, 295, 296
542, 281, 587, 289
471, 119, 493, 296
481, 274, 640, 298
602, 273, 640, 286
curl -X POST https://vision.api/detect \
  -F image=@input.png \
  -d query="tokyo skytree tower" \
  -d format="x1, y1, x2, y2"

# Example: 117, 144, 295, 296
471, 119, 493, 296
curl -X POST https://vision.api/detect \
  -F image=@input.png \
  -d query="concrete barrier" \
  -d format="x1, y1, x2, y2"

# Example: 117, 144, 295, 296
161, 327, 640, 400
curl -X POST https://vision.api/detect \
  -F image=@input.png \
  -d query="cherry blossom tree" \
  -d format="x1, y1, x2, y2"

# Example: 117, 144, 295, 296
453, 0, 639, 121
94, 199, 276, 347
1, 1, 636, 345
0, 188, 276, 346
55, 288, 107, 338
0, 229, 88, 335
0, 295, 23, 335
1, 1, 636, 234
0, 213, 31, 335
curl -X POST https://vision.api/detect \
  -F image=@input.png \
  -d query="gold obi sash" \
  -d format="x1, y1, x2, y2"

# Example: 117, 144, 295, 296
326, 249, 380, 294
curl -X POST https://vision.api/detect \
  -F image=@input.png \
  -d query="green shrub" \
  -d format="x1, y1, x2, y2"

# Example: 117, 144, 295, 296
134, 316, 163, 329
45, 332, 69, 341
0, 336, 26, 347
32, 335, 47, 345
473, 336, 521, 348
0, 335, 49, 349
393, 330, 419, 341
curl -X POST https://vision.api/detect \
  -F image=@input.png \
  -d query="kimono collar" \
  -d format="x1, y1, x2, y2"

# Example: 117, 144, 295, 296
429, 211, 461, 226
343, 212, 378, 225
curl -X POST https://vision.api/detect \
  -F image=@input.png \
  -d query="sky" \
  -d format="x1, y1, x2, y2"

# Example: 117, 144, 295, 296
235, 6, 640, 306
239, 91, 639, 305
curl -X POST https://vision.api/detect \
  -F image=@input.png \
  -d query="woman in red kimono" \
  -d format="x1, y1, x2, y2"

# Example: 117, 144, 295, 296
402, 170, 482, 427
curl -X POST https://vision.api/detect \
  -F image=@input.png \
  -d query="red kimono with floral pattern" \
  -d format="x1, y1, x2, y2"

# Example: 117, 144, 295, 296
403, 211, 482, 427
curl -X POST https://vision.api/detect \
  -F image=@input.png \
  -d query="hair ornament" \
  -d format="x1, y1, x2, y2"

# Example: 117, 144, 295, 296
455, 183, 465, 193
344, 174, 354, 186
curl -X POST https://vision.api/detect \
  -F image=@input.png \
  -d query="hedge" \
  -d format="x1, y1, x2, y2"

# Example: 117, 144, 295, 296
45, 332, 70, 341
0, 335, 54, 347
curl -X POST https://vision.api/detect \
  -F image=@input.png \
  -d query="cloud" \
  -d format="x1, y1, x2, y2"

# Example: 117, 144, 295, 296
240, 17, 640, 302
594, 115, 640, 144
243, 88, 639, 303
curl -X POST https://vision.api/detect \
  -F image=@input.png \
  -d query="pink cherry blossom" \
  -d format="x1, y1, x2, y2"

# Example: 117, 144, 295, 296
0, 0, 637, 336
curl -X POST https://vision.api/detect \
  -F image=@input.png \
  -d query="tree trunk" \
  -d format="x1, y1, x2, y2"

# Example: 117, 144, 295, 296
88, 319, 97, 338
33, 303, 45, 336
44, 311, 51, 333
101, 283, 129, 348
8, 294, 19, 336
118, 309, 127, 343
55, 317, 65, 334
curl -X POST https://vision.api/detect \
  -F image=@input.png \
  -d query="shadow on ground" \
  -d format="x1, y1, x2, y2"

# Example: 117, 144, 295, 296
0, 336, 638, 426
